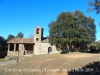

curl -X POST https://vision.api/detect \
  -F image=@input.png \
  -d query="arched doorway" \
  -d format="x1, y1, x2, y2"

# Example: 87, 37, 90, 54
48, 47, 52, 54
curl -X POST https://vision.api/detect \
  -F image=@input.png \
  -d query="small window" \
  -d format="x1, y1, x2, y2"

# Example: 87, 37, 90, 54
36, 38, 39, 41
36, 28, 39, 34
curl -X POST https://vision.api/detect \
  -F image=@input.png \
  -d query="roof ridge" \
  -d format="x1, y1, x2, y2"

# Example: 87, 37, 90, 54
7, 38, 34, 44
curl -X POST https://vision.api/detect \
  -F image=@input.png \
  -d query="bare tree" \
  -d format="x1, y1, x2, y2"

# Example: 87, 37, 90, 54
28, 33, 34, 38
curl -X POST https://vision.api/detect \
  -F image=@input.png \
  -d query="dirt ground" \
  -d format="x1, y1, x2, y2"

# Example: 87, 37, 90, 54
63, 52, 100, 59
43, 52, 100, 75
65, 52, 100, 75
0, 52, 100, 75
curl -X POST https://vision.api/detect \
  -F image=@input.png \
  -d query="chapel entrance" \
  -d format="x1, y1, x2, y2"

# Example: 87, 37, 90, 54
48, 47, 52, 54
24, 44, 33, 55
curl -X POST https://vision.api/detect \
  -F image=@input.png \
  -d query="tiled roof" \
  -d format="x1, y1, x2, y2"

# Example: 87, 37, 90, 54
42, 38, 49, 43
7, 38, 34, 44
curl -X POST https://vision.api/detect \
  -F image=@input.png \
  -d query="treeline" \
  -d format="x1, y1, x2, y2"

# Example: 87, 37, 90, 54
48, 10, 97, 53
0, 32, 24, 58
88, 42, 100, 53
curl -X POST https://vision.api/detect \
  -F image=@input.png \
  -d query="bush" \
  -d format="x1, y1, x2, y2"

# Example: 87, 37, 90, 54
0, 46, 7, 58
96, 43, 100, 50
88, 43, 100, 53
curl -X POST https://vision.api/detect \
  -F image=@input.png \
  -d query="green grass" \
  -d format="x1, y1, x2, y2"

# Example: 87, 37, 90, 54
0, 58, 7, 62
0, 52, 100, 75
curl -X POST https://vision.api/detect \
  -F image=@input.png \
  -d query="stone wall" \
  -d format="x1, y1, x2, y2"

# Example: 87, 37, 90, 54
8, 51, 18, 56
8, 43, 60, 56
18, 44, 25, 56
8, 51, 23, 56
40, 43, 51, 54
34, 42, 41, 55
7, 44, 25, 57
34, 42, 60, 55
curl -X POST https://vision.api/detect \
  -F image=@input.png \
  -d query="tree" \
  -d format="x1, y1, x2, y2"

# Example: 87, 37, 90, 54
0, 36, 6, 50
0, 36, 5, 46
74, 10, 96, 43
49, 11, 77, 52
95, 42, 100, 50
7, 34, 15, 41
16, 32, 24, 38
88, 0, 100, 13
48, 10, 96, 53
0, 36, 7, 58
28, 33, 34, 38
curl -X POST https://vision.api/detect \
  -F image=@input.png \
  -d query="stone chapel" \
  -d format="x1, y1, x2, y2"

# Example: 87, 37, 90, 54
7, 26, 60, 56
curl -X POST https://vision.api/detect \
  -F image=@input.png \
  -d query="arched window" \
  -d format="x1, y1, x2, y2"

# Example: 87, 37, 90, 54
36, 38, 39, 41
36, 28, 39, 34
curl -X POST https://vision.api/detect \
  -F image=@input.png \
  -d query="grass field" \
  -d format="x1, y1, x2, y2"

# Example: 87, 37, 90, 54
0, 52, 100, 75
0, 58, 7, 62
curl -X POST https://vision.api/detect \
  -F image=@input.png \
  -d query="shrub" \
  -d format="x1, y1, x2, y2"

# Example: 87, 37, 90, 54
88, 43, 100, 53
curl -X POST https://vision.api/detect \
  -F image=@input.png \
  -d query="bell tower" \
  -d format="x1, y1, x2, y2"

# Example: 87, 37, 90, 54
34, 26, 43, 43
34, 26, 43, 55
